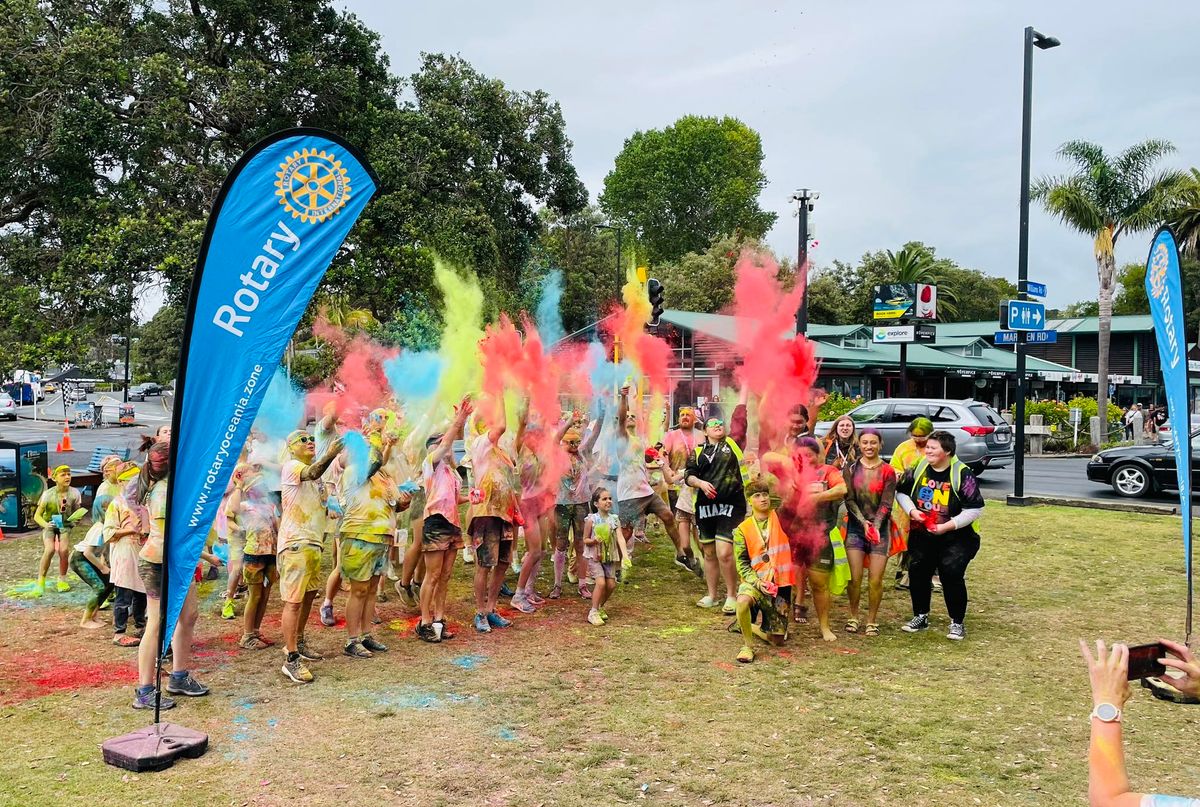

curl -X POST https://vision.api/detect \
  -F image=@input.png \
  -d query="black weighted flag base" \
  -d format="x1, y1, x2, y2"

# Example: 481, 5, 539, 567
102, 722, 209, 772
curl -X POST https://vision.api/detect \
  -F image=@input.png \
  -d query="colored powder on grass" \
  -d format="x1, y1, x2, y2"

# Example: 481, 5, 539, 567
233, 714, 250, 725
495, 726, 518, 741
658, 625, 697, 637
388, 616, 421, 635
373, 688, 445, 710
450, 654, 488, 670
535, 269, 565, 347
267, 718, 278, 728
253, 373, 306, 441
1, 658, 138, 704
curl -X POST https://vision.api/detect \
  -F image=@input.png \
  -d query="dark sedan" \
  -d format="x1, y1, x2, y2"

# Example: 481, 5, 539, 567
1086, 430, 1200, 498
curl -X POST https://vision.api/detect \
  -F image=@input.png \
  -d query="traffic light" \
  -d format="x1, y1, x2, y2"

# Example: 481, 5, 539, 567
647, 278, 665, 326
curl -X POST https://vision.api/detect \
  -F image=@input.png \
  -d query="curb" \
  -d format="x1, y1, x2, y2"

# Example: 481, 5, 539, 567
986, 494, 1184, 516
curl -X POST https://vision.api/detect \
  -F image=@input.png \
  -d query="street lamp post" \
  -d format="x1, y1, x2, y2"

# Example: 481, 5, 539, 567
791, 189, 817, 335
1011, 26, 1060, 506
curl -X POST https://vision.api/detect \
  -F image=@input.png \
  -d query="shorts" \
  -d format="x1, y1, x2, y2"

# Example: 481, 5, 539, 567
555, 503, 587, 542
736, 583, 792, 632
422, 514, 463, 553
242, 553, 279, 587
810, 535, 835, 573
469, 516, 514, 569
587, 559, 616, 580
339, 536, 389, 582
696, 502, 743, 544
42, 527, 70, 545
278, 544, 322, 603
617, 493, 672, 529
845, 523, 891, 556
138, 559, 163, 600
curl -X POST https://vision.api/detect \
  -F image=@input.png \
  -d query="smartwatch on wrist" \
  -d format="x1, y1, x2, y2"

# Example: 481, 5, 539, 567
1090, 702, 1122, 723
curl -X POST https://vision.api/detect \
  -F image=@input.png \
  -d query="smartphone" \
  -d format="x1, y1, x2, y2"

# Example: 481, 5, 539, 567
1127, 642, 1168, 680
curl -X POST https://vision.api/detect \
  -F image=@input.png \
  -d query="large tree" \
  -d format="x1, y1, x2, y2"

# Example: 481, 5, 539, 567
1032, 139, 1186, 429
1167, 167, 1200, 257
599, 115, 775, 263
1, 0, 585, 377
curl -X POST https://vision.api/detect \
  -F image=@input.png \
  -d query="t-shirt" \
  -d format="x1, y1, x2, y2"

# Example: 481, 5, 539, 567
234, 482, 278, 556
74, 521, 106, 553
1141, 797, 1200, 807
584, 512, 621, 563
339, 437, 396, 541
843, 460, 897, 533
889, 439, 924, 474
423, 454, 463, 527
139, 480, 168, 564
277, 458, 327, 551
37, 486, 82, 531
661, 427, 703, 492
898, 462, 985, 540
466, 433, 519, 524
616, 437, 653, 502
557, 452, 592, 505
686, 438, 746, 518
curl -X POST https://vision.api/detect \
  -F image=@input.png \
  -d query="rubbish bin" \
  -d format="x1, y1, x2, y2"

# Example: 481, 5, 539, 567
0, 439, 49, 530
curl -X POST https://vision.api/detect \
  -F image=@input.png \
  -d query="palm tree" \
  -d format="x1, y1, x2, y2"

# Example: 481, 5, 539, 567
884, 244, 958, 320
1032, 139, 1186, 432
1167, 167, 1200, 257
317, 293, 378, 331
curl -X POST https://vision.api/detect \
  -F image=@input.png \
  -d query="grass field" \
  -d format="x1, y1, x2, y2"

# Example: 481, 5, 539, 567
1, 504, 1198, 807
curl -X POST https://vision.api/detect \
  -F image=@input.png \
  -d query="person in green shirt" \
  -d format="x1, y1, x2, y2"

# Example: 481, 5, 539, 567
33, 465, 84, 595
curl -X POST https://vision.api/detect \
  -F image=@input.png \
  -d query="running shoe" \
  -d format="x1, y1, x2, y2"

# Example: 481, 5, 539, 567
587, 609, 605, 625
296, 639, 323, 661
900, 614, 930, 633
932, 577, 943, 593
281, 655, 313, 684
221, 599, 236, 620
386, 564, 400, 582
395, 582, 417, 609
736, 646, 754, 664
113, 634, 140, 647
578, 584, 592, 599
510, 594, 536, 614
721, 597, 737, 615
462, 546, 475, 564
499, 581, 515, 597
32, 581, 44, 598
526, 590, 546, 606
674, 555, 692, 573
567, 568, 578, 585
688, 557, 704, 578
165, 673, 209, 697
237, 634, 270, 650
56, 579, 71, 592
696, 595, 717, 608
360, 634, 388, 653
319, 603, 335, 627
416, 622, 441, 643
434, 619, 455, 640
255, 632, 275, 647
946, 622, 966, 641
486, 611, 512, 629
473, 613, 491, 633
548, 585, 562, 600
598, 609, 609, 622
343, 640, 373, 658
132, 688, 175, 711
896, 571, 910, 591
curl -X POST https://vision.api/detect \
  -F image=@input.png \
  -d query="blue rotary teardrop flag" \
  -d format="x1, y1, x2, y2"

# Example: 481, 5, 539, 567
162, 129, 377, 653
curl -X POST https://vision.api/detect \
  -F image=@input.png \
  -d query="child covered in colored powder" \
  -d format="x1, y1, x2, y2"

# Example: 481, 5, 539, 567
732, 478, 796, 663
582, 486, 626, 626
33, 465, 84, 595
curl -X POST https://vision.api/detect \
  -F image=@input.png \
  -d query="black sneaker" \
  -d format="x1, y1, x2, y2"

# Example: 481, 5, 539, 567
674, 555, 691, 573
499, 582, 515, 597
416, 623, 441, 643
296, 638, 323, 661
344, 640, 373, 658
687, 556, 704, 578
360, 634, 388, 653
900, 614, 929, 633
946, 622, 966, 641
164, 673, 209, 697
434, 619, 455, 640
132, 687, 175, 710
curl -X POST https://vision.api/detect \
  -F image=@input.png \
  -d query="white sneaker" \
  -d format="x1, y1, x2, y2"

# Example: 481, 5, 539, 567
696, 595, 717, 608
587, 609, 604, 626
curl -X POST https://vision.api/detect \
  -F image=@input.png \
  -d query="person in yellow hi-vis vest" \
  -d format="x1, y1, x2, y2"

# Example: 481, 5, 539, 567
889, 417, 933, 591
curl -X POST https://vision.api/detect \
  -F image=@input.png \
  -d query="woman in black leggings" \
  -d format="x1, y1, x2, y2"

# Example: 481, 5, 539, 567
893, 430, 984, 641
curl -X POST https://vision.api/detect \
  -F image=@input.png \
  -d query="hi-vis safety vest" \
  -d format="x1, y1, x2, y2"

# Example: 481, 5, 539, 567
739, 512, 796, 588
909, 457, 979, 535
694, 438, 751, 486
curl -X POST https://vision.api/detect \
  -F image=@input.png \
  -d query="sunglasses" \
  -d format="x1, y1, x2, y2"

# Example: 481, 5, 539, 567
706, 419, 724, 428
292, 435, 315, 445
564, 439, 581, 446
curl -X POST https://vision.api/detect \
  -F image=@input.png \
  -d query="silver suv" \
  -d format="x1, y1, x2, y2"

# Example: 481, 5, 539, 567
815, 398, 1014, 475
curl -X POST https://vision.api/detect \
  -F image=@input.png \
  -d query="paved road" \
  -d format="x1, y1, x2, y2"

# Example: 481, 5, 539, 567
0, 392, 171, 467
978, 457, 1199, 509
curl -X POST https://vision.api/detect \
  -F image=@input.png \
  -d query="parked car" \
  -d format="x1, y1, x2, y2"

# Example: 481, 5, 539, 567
1086, 430, 1200, 498
814, 397, 1014, 475
0, 392, 16, 420
42, 382, 57, 395
64, 386, 87, 403
1157, 414, 1200, 441
128, 383, 153, 402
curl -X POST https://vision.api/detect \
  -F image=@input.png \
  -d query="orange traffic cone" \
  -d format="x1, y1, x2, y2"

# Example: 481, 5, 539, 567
60, 423, 74, 452
0, 523, 5, 541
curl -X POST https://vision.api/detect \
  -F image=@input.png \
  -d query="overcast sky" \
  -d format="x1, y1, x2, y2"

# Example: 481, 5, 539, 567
337, 0, 1199, 314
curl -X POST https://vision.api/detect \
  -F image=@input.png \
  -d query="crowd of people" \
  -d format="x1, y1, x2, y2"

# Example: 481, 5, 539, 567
32, 385, 989, 706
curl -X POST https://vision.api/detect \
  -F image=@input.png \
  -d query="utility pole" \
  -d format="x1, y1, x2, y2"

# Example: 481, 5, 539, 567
1011, 25, 1060, 505
791, 189, 817, 335
123, 276, 133, 403
595, 224, 624, 303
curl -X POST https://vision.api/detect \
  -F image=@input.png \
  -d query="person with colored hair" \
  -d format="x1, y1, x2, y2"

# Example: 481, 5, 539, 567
465, 395, 520, 634
414, 397, 473, 643
889, 416, 933, 590
92, 455, 127, 522
731, 477, 796, 663
895, 430, 984, 640
762, 436, 847, 641
841, 428, 897, 636
276, 426, 343, 683
225, 462, 279, 650
661, 405, 704, 576
582, 486, 625, 626
820, 415, 860, 470
33, 465, 84, 595
684, 387, 750, 615
551, 410, 601, 599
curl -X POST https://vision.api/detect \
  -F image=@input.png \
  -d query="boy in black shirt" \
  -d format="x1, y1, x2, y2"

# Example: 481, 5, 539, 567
686, 406, 749, 615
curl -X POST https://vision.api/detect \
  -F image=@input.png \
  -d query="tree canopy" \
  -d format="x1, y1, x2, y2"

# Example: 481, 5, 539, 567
599, 115, 776, 263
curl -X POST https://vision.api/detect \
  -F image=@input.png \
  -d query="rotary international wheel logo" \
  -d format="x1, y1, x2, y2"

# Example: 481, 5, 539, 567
275, 148, 351, 224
